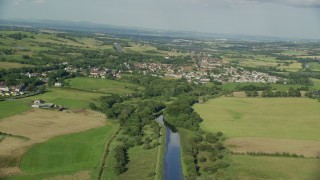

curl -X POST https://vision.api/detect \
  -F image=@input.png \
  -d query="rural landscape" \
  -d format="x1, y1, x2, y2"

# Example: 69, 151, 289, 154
1, 1, 320, 179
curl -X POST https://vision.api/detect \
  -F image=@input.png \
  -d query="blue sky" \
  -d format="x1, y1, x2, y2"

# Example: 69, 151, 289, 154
1, 0, 320, 39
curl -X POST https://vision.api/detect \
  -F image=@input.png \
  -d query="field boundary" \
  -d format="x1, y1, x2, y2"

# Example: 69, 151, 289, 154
96, 126, 121, 180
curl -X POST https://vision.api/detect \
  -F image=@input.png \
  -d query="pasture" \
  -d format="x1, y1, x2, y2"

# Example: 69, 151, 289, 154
67, 77, 135, 94
227, 155, 320, 180
0, 62, 32, 69
20, 124, 118, 175
0, 101, 30, 120
194, 97, 320, 157
0, 108, 106, 177
20, 87, 104, 109
194, 97, 320, 140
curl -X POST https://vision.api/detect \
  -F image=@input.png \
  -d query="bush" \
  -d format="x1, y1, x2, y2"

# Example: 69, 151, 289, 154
143, 143, 151, 150
199, 157, 207, 162
147, 172, 156, 177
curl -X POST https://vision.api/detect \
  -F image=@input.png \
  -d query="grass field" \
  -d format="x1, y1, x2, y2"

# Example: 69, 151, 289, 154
194, 97, 320, 140
20, 87, 104, 109
68, 77, 135, 94
0, 62, 32, 69
279, 62, 302, 72
309, 62, 320, 71
0, 101, 30, 120
226, 155, 320, 180
19, 124, 117, 175
311, 78, 320, 90
194, 97, 320, 178
0, 108, 107, 178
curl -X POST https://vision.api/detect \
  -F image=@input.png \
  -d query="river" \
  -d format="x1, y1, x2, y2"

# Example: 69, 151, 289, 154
156, 115, 184, 180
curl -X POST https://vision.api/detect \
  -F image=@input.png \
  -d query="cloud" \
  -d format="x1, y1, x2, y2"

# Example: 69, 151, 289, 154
181, 0, 320, 8
34, 0, 46, 3
13, 0, 25, 5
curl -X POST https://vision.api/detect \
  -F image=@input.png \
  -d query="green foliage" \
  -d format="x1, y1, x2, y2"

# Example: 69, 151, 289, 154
164, 97, 202, 131
113, 145, 128, 175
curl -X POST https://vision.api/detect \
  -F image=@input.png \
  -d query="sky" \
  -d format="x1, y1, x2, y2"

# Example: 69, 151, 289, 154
0, 0, 320, 39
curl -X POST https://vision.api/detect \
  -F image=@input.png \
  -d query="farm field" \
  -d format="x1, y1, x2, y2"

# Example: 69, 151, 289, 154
0, 108, 107, 177
194, 97, 320, 179
226, 155, 320, 180
194, 97, 320, 140
311, 78, 320, 89
19, 87, 104, 109
0, 62, 32, 69
309, 62, 320, 71
279, 62, 302, 72
0, 101, 30, 120
18, 124, 118, 178
67, 77, 136, 94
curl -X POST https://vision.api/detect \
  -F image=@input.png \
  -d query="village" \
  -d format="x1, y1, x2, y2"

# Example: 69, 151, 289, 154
0, 55, 282, 98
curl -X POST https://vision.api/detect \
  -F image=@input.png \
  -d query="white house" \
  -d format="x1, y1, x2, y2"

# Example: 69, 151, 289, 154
54, 82, 62, 87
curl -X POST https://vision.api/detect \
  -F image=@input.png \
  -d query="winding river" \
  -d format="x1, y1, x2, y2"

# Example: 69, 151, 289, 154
156, 115, 184, 180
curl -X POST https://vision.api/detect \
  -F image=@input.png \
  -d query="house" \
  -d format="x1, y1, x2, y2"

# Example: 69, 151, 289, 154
34, 99, 45, 104
31, 103, 54, 109
11, 84, 25, 92
0, 82, 9, 92
54, 82, 62, 87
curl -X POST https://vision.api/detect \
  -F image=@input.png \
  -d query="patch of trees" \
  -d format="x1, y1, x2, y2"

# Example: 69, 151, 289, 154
47, 69, 74, 86
113, 145, 128, 175
237, 84, 271, 91
231, 151, 304, 158
305, 90, 320, 99
261, 88, 301, 97
245, 91, 259, 97
164, 96, 202, 131
93, 96, 165, 141
8, 33, 28, 40
182, 131, 228, 179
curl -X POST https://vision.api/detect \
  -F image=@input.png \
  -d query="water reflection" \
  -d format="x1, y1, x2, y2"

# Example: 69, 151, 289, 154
156, 115, 184, 180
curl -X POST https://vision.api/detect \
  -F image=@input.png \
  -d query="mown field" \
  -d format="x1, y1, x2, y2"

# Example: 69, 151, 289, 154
18, 124, 117, 178
19, 87, 104, 109
194, 97, 320, 179
194, 97, 320, 140
0, 101, 30, 120
67, 77, 136, 94
0, 62, 32, 69
3, 124, 118, 180
226, 155, 320, 180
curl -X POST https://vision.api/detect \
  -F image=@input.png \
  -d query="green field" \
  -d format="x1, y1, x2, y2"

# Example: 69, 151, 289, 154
68, 77, 136, 94
309, 62, 320, 71
311, 78, 320, 89
0, 62, 32, 69
20, 87, 104, 109
0, 100, 30, 120
194, 97, 320, 140
226, 155, 320, 180
194, 97, 320, 179
17, 124, 118, 179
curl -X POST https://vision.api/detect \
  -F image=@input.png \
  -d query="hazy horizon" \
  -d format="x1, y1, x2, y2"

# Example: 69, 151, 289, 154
1, 0, 320, 39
